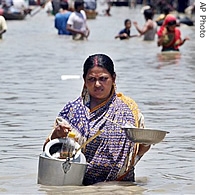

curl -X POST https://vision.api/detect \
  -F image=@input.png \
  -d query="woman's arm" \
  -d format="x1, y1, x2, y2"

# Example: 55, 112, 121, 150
43, 117, 71, 151
157, 36, 164, 47
175, 37, 190, 47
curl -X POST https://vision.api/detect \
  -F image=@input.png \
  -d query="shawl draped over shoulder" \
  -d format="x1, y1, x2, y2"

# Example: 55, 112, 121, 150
157, 14, 182, 50
57, 89, 144, 185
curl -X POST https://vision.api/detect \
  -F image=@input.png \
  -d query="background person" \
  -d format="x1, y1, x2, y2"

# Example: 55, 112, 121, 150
157, 14, 189, 51
0, 14, 7, 39
115, 19, 138, 40
66, 0, 90, 40
43, 53, 151, 185
96, 0, 111, 16
10, 0, 30, 14
51, 0, 61, 15
54, 1, 72, 35
84, 0, 96, 10
133, 8, 157, 41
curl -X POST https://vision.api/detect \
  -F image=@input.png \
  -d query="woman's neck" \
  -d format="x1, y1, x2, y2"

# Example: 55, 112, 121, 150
88, 87, 115, 111
90, 97, 106, 109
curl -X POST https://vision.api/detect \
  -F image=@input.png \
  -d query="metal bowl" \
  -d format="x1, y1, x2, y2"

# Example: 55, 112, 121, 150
122, 128, 169, 145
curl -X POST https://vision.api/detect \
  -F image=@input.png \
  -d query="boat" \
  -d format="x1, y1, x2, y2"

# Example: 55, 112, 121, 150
1, 11, 27, 20
0, 6, 35, 20
85, 9, 97, 19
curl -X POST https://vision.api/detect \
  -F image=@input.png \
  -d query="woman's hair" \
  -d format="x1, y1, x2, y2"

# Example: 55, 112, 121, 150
163, 15, 177, 26
167, 20, 176, 26
83, 54, 116, 79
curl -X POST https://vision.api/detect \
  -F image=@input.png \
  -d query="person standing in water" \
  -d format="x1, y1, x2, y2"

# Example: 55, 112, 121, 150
115, 19, 138, 40
133, 8, 157, 41
43, 53, 151, 185
0, 14, 7, 40
66, 0, 90, 40
54, 1, 72, 35
157, 14, 189, 51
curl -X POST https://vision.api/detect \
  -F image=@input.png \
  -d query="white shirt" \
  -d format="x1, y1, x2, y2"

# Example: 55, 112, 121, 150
0, 15, 7, 39
67, 10, 87, 33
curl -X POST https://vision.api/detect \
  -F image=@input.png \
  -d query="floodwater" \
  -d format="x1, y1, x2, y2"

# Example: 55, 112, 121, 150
0, 4, 195, 195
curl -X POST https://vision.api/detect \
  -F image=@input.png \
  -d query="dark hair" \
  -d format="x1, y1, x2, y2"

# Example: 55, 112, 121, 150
167, 20, 176, 26
83, 54, 116, 79
143, 9, 154, 20
74, 0, 84, 9
163, 6, 171, 15
124, 19, 131, 25
60, 1, 69, 10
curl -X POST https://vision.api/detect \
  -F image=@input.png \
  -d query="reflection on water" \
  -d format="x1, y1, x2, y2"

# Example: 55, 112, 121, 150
0, 5, 194, 195
156, 52, 182, 69
38, 181, 147, 194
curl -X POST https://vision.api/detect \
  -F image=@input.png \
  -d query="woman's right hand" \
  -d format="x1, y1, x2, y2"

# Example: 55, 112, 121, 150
43, 117, 71, 151
51, 117, 71, 139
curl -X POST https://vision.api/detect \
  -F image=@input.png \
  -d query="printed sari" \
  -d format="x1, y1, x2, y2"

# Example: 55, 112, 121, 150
57, 86, 144, 185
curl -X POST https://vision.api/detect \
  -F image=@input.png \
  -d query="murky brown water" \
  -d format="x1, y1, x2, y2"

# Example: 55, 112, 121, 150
0, 4, 194, 194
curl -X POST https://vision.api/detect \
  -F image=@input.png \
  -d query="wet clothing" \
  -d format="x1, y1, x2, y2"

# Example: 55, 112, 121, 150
67, 10, 88, 40
118, 28, 130, 40
0, 15, 7, 39
57, 88, 144, 185
55, 11, 72, 35
157, 14, 182, 51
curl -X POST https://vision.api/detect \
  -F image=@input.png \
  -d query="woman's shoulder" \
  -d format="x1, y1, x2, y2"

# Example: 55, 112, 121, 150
116, 92, 142, 127
63, 96, 82, 107
116, 92, 139, 110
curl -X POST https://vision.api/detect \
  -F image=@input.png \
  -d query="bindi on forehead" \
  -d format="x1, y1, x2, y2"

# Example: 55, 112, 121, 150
94, 57, 99, 66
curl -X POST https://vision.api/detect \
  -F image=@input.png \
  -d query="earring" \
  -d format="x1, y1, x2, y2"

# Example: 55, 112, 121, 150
113, 83, 117, 91
82, 85, 90, 103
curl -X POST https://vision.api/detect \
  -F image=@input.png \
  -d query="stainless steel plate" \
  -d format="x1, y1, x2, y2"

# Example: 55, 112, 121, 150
122, 128, 169, 144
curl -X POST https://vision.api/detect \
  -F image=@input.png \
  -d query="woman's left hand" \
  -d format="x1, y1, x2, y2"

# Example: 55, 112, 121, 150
137, 144, 151, 156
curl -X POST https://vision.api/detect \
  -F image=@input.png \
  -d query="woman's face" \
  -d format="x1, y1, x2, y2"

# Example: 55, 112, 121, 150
167, 24, 176, 31
84, 66, 115, 102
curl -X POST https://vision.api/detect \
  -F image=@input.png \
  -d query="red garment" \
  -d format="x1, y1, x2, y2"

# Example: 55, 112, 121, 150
157, 15, 182, 50
0, 8, 4, 15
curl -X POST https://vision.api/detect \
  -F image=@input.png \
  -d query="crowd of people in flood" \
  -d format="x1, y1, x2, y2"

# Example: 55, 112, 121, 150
51, 0, 193, 51
1, 0, 194, 51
